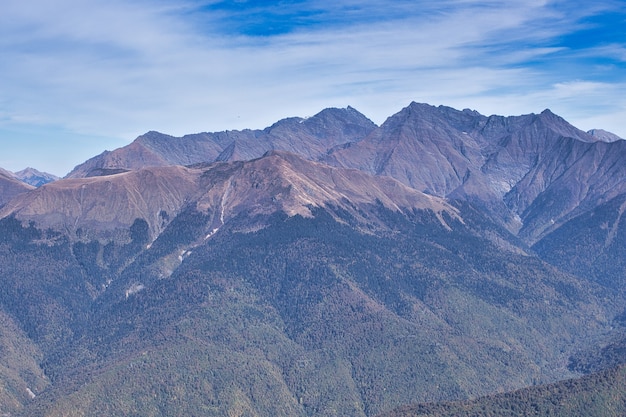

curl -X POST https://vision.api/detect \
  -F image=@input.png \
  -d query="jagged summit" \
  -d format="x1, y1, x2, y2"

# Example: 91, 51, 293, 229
321, 103, 626, 241
3, 102, 623, 247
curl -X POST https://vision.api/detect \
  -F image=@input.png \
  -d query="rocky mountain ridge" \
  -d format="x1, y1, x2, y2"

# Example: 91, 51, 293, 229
0, 102, 626, 417
58, 102, 626, 246
323, 103, 626, 243
1, 151, 459, 242
65, 106, 376, 178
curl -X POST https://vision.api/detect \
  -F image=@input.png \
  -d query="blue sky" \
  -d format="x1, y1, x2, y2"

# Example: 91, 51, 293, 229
1, 0, 625, 175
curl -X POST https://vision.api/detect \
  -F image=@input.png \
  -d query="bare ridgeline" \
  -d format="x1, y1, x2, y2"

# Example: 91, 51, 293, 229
1, 102, 626, 416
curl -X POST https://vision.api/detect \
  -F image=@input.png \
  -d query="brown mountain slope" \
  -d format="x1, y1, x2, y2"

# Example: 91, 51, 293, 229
2, 102, 626, 416
324, 103, 486, 196
1, 151, 459, 241
17, 197, 619, 417
508, 139, 626, 243
0, 165, 201, 239
193, 150, 459, 227
0, 168, 34, 206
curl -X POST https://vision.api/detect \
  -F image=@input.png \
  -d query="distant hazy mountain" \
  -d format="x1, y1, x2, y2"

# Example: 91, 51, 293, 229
0, 167, 34, 205
1, 103, 626, 416
12, 167, 59, 187
588, 128, 623, 143
65, 106, 376, 178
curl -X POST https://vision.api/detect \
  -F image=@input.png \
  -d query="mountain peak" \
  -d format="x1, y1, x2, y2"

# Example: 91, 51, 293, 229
12, 167, 60, 187
534, 108, 595, 143
2, 150, 462, 242
194, 150, 464, 231
275, 106, 377, 132
138, 130, 170, 139
588, 128, 623, 143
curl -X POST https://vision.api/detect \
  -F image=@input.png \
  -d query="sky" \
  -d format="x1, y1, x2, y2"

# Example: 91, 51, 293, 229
1, 0, 625, 176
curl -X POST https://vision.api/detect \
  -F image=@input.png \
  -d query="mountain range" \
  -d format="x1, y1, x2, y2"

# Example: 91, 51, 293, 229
0, 102, 625, 416
62, 102, 626, 245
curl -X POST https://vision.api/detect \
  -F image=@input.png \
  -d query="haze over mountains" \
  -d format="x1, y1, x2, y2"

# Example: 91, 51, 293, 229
1, 102, 626, 416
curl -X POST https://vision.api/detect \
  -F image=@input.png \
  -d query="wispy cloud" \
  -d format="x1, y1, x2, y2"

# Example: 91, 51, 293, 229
1, 0, 625, 174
